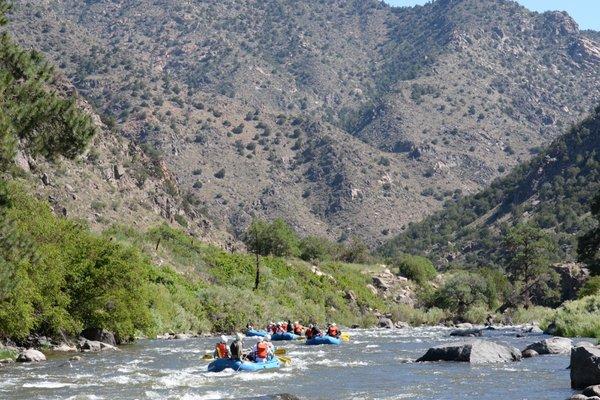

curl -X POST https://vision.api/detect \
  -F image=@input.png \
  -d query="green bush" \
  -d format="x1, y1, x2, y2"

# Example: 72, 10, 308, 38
552, 295, 600, 339
299, 235, 330, 262
579, 276, 600, 298
433, 271, 492, 317
392, 254, 437, 284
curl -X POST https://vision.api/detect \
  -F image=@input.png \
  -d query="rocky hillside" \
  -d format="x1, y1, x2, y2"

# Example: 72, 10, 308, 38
7, 0, 600, 244
380, 105, 600, 268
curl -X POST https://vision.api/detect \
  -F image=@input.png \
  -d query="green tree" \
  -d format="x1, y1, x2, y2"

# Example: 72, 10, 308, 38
244, 218, 299, 257
502, 224, 558, 308
299, 235, 330, 262
341, 237, 371, 264
578, 192, 600, 275
434, 271, 490, 317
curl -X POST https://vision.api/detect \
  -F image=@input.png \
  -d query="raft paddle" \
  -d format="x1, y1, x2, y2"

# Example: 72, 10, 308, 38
341, 333, 350, 342
277, 355, 292, 365
274, 348, 287, 355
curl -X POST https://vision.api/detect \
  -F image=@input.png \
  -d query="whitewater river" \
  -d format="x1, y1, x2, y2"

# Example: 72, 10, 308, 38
0, 327, 579, 399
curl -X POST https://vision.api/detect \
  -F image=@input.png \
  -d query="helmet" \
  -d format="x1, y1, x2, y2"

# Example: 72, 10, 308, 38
265, 335, 271, 341
220, 335, 228, 343
309, 324, 314, 328
332, 323, 337, 326
236, 333, 244, 341
258, 337, 264, 342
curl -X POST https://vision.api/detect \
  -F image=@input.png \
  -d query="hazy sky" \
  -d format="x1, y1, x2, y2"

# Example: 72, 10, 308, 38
385, 0, 599, 31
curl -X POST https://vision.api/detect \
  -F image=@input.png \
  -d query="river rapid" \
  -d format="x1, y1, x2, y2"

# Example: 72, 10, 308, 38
0, 326, 579, 399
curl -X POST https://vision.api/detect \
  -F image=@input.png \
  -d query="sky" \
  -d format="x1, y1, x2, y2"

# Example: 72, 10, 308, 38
385, 0, 599, 31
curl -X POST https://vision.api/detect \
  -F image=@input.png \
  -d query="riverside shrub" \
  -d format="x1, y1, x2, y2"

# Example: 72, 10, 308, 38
392, 254, 437, 284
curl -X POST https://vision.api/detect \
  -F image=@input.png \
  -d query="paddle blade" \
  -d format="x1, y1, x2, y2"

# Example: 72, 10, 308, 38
341, 333, 350, 342
274, 348, 287, 355
277, 355, 292, 365
202, 354, 214, 360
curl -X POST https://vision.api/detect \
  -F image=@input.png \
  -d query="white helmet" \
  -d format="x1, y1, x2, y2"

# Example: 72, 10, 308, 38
258, 337, 264, 342
236, 333, 244, 341
332, 323, 337, 326
220, 335, 228, 343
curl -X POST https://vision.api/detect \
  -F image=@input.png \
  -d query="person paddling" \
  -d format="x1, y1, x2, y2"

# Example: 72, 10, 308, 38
214, 335, 229, 359
252, 337, 269, 363
286, 319, 293, 333
327, 322, 341, 338
230, 333, 244, 361
293, 321, 303, 335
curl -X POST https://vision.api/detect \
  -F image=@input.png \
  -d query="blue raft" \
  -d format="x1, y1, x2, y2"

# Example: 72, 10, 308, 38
207, 357, 280, 373
271, 332, 300, 341
305, 335, 342, 346
245, 329, 268, 337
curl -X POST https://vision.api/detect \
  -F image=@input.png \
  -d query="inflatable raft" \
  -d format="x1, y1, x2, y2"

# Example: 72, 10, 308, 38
207, 357, 280, 372
245, 329, 268, 337
305, 335, 342, 346
271, 332, 300, 341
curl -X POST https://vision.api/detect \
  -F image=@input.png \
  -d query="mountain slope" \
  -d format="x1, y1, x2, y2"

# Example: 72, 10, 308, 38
380, 105, 600, 268
7, 0, 600, 244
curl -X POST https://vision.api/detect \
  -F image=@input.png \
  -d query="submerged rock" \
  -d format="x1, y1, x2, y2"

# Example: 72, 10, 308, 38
571, 345, 600, 389
522, 349, 539, 358
523, 337, 572, 355
416, 340, 521, 364
16, 349, 46, 362
450, 329, 482, 337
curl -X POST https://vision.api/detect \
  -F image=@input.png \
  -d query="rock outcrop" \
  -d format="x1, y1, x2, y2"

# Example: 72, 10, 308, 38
416, 340, 521, 364
571, 345, 600, 389
369, 269, 416, 307
552, 263, 590, 301
81, 328, 117, 346
378, 317, 394, 329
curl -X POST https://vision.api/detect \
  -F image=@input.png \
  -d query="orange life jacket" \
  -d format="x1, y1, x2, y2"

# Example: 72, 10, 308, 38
293, 324, 303, 335
216, 342, 229, 358
328, 326, 339, 337
256, 342, 268, 359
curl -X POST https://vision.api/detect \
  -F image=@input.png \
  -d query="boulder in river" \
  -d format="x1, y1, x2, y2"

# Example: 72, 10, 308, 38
81, 328, 117, 346
582, 385, 600, 397
571, 344, 600, 389
378, 317, 394, 329
523, 337, 572, 355
450, 329, 482, 337
521, 324, 544, 334
52, 343, 77, 352
79, 339, 119, 352
522, 349, 539, 358
416, 340, 521, 364
16, 349, 46, 362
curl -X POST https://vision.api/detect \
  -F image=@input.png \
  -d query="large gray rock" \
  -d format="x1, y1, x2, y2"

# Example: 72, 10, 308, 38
378, 317, 394, 329
79, 339, 118, 352
524, 337, 572, 355
582, 385, 600, 397
416, 340, 521, 364
450, 329, 482, 337
571, 345, 600, 389
81, 328, 117, 346
16, 349, 46, 362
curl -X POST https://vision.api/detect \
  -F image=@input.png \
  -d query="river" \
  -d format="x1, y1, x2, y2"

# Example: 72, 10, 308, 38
0, 326, 579, 399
